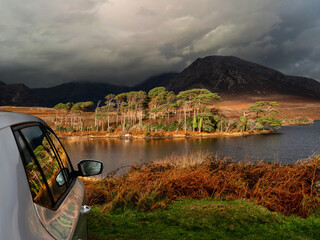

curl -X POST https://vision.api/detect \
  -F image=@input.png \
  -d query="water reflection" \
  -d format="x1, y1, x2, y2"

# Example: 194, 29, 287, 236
62, 121, 320, 175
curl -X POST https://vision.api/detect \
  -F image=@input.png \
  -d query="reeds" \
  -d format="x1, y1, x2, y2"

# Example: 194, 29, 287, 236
83, 153, 320, 217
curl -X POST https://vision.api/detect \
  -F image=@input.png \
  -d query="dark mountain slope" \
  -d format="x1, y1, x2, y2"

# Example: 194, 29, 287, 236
132, 73, 178, 92
167, 56, 320, 99
32, 74, 178, 107
0, 83, 45, 106
9, 55, 320, 107
33, 82, 130, 107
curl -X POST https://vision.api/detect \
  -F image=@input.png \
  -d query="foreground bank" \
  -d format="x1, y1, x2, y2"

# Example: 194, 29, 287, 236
85, 153, 320, 239
83, 154, 320, 217
88, 199, 320, 240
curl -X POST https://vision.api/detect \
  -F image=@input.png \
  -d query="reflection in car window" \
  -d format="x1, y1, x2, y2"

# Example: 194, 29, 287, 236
17, 132, 52, 207
21, 126, 67, 203
45, 128, 72, 177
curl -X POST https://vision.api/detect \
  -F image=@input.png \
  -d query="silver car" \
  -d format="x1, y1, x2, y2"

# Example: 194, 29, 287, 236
0, 111, 103, 239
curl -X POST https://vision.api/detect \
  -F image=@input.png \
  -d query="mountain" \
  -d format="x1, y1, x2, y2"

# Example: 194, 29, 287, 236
3, 55, 320, 107
32, 74, 178, 107
0, 82, 45, 106
33, 82, 130, 107
131, 73, 178, 92
166, 56, 320, 99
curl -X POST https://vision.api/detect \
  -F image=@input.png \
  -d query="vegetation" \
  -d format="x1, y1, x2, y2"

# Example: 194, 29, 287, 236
83, 153, 320, 218
283, 117, 314, 126
249, 101, 282, 130
53, 101, 93, 132
85, 153, 320, 239
53, 88, 282, 135
88, 199, 320, 240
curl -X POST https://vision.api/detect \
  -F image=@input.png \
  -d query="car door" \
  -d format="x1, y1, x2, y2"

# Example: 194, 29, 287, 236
14, 123, 88, 240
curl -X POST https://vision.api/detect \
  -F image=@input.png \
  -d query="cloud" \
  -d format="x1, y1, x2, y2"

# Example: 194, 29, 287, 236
0, 0, 319, 87
281, 26, 320, 79
137, 7, 156, 17
192, 12, 281, 53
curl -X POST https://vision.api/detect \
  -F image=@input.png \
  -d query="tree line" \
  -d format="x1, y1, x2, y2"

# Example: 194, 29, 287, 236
53, 87, 282, 134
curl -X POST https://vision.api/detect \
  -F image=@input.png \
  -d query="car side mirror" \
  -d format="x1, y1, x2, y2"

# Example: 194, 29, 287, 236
77, 160, 103, 177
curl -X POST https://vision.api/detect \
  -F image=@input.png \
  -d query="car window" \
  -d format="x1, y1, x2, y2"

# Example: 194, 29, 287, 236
20, 126, 68, 203
16, 132, 52, 208
44, 127, 73, 177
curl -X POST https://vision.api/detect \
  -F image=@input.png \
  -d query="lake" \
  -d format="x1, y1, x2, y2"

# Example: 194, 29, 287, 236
62, 120, 320, 175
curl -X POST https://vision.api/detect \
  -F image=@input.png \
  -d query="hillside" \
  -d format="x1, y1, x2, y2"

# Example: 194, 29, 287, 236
166, 56, 320, 99
0, 82, 45, 106
131, 73, 178, 92
2, 55, 320, 107
34, 55, 320, 106
33, 82, 130, 107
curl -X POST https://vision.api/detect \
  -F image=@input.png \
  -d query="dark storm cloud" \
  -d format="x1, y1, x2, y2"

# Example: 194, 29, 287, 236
238, 1, 320, 79
0, 0, 319, 88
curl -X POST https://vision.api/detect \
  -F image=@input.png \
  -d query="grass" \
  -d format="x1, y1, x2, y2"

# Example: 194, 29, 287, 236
88, 198, 320, 240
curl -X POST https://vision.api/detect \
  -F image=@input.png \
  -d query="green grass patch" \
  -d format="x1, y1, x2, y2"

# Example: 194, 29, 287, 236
88, 199, 320, 240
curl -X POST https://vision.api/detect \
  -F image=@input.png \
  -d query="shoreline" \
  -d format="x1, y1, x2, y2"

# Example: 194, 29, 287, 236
56, 119, 316, 140
57, 129, 275, 140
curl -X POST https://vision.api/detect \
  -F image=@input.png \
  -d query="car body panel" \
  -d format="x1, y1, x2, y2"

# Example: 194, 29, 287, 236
0, 126, 53, 239
34, 179, 86, 240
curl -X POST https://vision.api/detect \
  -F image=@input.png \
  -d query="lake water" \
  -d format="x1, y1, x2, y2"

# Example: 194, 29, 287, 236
62, 120, 320, 175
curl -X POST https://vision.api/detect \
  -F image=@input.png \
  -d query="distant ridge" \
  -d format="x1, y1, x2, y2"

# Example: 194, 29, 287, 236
131, 73, 178, 92
0, 83, 45, 106
32, 74, 178, 107
166, 56, 320, 98
2, 55, 320, 107
33, 82, 130, 107
30, 55, 320, 106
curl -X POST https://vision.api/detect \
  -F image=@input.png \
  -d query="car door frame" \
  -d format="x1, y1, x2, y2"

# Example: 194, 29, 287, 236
12, 122, 88, 239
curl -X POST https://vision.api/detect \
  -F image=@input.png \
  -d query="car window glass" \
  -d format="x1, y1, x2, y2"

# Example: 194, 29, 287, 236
21, 126, 67, 203
45, 128, 72, 176
17, 132, 52, 207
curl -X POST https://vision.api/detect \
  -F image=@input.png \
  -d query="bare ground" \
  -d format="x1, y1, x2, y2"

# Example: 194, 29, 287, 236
217, 94, 320, 120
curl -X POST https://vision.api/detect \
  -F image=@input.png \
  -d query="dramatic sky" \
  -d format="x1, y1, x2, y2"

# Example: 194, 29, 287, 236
1, 0, 320, 88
